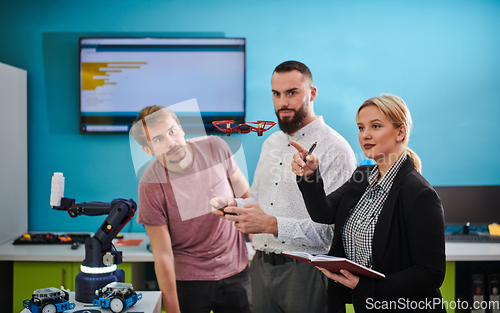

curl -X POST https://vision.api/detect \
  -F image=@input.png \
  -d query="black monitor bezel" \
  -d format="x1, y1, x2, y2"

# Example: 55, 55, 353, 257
433, 185, 500, 226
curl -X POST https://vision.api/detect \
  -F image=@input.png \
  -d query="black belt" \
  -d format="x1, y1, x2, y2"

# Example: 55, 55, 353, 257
258, 251, 294, 266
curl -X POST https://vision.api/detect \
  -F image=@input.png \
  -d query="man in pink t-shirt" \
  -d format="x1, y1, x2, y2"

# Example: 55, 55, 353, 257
131, 106, 251, 313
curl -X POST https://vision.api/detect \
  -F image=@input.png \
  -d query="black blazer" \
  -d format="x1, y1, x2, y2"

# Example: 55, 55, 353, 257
298, 158, 446, 312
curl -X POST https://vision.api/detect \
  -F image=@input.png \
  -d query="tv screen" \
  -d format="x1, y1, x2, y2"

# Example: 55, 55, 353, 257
433, 185, 500, 226
79, 37, 246, 133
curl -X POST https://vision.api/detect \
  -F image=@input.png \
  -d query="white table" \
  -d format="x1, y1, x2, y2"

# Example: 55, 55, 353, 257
0, 232, 255, 262
445, 242, 500, 261
20, 291, 162, 313
0, 232, 154, 262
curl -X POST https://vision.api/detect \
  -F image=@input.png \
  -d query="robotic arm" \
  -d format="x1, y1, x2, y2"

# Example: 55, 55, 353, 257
52, 197, 137, 268
50, 173, 137, 303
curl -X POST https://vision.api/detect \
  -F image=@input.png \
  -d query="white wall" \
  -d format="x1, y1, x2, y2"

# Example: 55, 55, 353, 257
0, 62, 27, 245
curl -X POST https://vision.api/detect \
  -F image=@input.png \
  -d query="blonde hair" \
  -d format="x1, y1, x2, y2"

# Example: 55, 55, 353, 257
356, 94, 422, 174
131, 106, 180, 147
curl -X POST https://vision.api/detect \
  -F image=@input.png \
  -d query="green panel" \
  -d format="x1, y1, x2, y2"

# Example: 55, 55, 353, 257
13, 262, 73, 313
440, 261, 456, 313
71, 262, 80, 286
119, 262, 133, 284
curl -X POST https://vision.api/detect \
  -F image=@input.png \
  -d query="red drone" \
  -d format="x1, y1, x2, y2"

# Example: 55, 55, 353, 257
212, 120, 276, 136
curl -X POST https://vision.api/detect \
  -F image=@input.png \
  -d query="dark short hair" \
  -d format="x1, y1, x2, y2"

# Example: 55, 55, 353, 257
273, 60, 313, 85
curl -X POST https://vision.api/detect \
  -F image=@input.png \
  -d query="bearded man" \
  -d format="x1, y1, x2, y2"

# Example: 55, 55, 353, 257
212, 60, 357, 313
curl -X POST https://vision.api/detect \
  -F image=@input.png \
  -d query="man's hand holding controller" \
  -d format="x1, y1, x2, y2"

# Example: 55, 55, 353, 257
210, 196, 238, 217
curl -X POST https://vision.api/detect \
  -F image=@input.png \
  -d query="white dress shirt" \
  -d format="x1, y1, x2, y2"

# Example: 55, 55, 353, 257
237, 116, 357, 255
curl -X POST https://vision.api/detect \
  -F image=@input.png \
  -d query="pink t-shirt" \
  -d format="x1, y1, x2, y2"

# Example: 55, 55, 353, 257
137, 136, 248, 281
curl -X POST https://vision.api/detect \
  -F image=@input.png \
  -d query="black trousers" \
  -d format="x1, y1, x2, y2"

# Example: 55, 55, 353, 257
176, 266, 252, 313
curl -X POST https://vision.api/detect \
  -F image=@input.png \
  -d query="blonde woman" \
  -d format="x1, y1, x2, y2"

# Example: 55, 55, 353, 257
291, 95, 446, 312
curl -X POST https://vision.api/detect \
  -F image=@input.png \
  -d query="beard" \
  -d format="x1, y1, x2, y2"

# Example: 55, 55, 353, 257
275, 101, 309, 135
163, 145, 187, 164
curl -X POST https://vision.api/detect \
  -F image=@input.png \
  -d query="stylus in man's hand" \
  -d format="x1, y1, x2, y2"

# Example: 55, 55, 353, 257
303, 142, 317, 163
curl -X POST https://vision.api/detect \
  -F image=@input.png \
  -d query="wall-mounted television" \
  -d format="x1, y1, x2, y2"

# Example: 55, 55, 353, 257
79, 37, 246, 133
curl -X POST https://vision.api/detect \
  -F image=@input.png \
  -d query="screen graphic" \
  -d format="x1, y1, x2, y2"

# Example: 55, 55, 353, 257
79, 38, 246, 133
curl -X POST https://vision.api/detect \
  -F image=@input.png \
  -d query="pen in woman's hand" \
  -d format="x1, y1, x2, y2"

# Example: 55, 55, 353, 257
303, 142, 317, 163
290, 140, 319, 178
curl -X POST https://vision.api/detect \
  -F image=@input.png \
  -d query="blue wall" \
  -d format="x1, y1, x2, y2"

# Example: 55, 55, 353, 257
1, 0, 499, 232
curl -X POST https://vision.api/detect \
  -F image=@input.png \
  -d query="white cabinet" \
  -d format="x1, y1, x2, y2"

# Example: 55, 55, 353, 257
0, 62, 27, 245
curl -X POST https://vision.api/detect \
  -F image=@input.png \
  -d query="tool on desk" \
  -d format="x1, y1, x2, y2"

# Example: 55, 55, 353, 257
303, 142, 317, 163
71, 241, 81, 250
489, 223, 500, 236
13, 233, 91, 245
50, 172, 137, 304
114, 238, 143, 247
